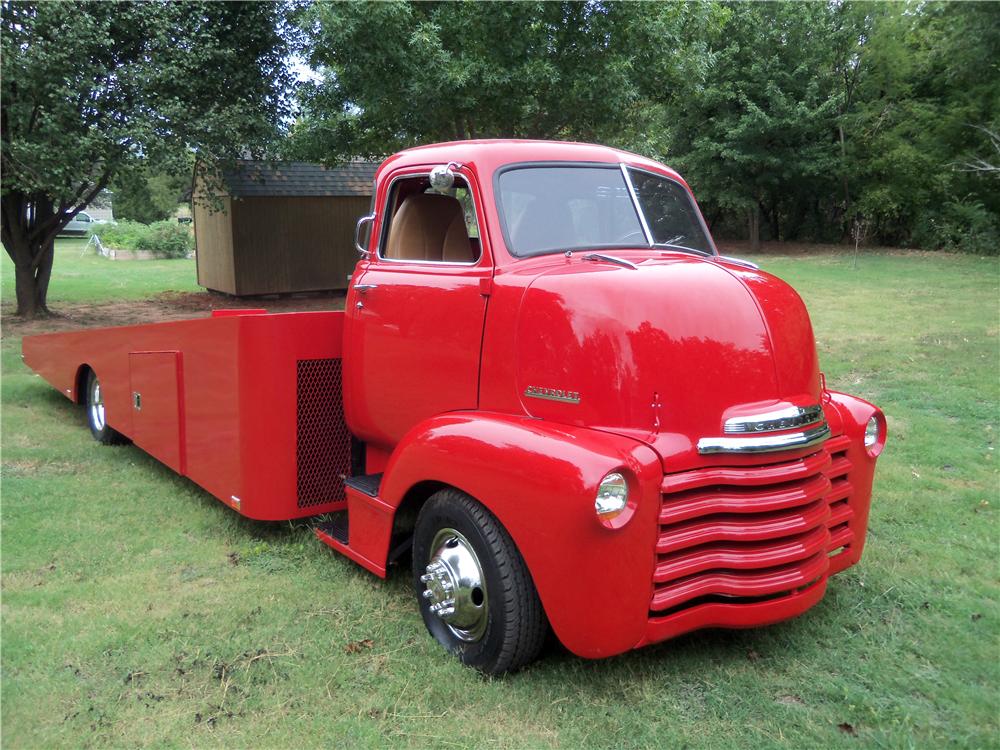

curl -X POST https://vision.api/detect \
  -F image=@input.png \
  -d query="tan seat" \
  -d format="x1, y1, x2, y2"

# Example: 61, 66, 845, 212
384, 193, 477, 263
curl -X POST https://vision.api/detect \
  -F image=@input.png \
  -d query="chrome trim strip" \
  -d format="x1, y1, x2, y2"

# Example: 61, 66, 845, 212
620, 163, 654, 246
723, 404, 824, 434
697, 423, 831, 455
716, 255, 759, 270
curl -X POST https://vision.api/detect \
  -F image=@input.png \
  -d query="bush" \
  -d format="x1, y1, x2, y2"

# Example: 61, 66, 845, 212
135, 221, 193, 258
912, 197, 1000, 255
90, 219, 193, 259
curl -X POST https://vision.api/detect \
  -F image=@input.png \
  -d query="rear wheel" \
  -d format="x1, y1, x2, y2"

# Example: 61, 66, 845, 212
413, 488, 548, 675
85, 370, 129, 445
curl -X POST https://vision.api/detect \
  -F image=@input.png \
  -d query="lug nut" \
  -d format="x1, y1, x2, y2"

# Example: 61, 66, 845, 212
422, 589, 435, 600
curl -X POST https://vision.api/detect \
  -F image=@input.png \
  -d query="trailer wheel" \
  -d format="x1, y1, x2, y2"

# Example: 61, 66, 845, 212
85, 370, 129, 445
413, 488, 548, 675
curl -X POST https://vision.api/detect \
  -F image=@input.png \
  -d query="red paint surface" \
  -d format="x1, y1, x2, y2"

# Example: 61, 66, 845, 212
22, 140, 886, 660
23, 312, 345, 520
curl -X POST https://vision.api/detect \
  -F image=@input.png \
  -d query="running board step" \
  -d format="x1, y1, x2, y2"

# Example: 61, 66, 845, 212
316, 511, 349, 545
345, 472, 382, 497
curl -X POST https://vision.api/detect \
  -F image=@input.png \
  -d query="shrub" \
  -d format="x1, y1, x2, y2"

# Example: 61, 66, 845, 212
90, 219, 193, 259
912, 197, 1000, 256
135, 221, 193, 258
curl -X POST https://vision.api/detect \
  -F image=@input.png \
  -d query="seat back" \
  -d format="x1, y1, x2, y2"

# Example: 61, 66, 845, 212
384, 193, 476, 262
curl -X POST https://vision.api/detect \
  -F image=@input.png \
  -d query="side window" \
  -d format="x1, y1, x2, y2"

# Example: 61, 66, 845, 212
379, 175, 482, 264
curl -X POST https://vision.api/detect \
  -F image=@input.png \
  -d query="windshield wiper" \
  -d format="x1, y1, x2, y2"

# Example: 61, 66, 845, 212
582, 253, 639, 270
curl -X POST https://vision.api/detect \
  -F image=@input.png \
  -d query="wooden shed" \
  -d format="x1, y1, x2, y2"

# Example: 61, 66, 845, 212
193, 160, 378, 296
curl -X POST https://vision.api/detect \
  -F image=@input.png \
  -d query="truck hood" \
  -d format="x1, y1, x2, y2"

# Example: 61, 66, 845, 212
513, 256, 821, 469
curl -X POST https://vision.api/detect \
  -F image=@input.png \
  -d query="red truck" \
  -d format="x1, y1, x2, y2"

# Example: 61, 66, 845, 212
23, 140, 886, 674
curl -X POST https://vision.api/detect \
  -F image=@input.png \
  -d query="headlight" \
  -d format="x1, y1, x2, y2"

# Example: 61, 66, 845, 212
595, 472, 629, 520
864, 416, 879, 448
864, 414, 886, 457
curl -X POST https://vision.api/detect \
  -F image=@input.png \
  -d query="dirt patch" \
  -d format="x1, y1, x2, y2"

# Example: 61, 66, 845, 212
2, 290, 347, 339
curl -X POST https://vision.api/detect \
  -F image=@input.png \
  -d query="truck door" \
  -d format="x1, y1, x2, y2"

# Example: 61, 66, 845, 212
344, 169, 491, 450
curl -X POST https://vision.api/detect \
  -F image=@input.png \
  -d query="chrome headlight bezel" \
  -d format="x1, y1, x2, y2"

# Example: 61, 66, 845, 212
864, 413, 887, 457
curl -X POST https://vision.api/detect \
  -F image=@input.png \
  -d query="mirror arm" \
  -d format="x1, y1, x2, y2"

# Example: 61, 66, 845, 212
355, 213, 376, 258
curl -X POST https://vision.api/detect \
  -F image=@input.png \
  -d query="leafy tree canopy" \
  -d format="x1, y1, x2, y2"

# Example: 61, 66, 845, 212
113, 170, 191, 225
292, 0, 999, 254
1, 0, 295, 317
288, 0, 723, 162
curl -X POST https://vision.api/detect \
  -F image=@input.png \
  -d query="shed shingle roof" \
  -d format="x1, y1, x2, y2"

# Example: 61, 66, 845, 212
222, 160, 378, 198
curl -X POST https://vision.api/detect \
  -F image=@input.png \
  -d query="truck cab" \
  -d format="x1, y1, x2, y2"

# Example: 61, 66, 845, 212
23, 141, 886, 675
340, 141, 885, 672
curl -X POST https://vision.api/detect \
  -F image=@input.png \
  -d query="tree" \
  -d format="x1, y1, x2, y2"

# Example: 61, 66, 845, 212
665, 2, 843, 249
1, 1, 294, 317
289, 0, 722, 163
113, 170, 191, 225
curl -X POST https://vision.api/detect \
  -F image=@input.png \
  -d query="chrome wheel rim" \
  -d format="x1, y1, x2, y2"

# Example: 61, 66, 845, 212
420, 528, 488, 642
88, 377, 106, 431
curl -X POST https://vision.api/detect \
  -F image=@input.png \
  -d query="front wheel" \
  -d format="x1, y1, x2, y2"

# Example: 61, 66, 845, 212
85, 370, 129, 445
413, 489, 548, 675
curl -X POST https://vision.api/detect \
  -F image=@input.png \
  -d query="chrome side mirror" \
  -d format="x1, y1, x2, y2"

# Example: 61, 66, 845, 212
430, 162, 461, 190
355, 213, 376, 258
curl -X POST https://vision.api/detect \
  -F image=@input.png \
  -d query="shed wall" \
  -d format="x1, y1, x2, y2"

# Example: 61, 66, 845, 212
229, 196, 367, 295
194, 195, 236, 294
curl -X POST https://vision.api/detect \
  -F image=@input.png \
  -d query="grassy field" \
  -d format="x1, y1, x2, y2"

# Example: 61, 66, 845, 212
2, 243, 998, 748
0, 238, 200, 306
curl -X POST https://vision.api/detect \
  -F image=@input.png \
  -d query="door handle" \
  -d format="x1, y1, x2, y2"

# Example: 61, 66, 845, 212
354, 284, 378, 293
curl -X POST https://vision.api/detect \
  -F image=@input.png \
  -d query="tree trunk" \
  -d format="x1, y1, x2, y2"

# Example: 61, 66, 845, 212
748, 206, 761, 251
839, 124, 852, 222
2, 191, 60, 318
9, 235, 54, 318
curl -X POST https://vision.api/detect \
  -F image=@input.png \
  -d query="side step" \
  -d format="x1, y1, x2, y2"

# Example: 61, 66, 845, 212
345, 472, 382, 497
314, 474, 392, 578
316, 511, 348, 545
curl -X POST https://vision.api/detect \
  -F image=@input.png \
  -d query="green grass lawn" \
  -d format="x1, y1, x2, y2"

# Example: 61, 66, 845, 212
1, 237, 199, 307
2, 247, 998, 748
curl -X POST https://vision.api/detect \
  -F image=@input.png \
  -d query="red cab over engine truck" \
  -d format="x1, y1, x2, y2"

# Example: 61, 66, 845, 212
23, 141, 887, 674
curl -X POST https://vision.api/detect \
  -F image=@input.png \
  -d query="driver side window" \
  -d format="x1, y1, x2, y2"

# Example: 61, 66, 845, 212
379, 175, 482, 264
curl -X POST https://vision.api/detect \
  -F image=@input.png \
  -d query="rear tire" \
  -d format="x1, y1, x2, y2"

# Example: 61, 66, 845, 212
413, 488, 548, 675
84, 370, 129, 445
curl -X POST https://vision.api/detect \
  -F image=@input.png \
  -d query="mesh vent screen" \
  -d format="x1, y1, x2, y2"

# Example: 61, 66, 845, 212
296, 359, 350, 508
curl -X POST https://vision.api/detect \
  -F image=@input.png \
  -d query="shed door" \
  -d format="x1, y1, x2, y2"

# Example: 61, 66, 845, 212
129, 351, 185, 474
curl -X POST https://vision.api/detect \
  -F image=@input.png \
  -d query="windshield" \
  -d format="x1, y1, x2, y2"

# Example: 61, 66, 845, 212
496, 164, 713, 258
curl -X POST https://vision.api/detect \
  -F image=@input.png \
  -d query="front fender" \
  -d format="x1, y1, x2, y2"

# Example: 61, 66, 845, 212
380, 412, 663, 659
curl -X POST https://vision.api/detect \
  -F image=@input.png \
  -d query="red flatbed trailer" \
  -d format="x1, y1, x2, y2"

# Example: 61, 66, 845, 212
23, 140, 886, 674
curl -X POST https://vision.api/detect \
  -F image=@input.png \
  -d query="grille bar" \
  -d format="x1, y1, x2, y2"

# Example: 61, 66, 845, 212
655, 499, 831, 555
650, 551, 829, 612
658, 474, 831, 526
661, 450, 832, 494
654, 525, 830, 584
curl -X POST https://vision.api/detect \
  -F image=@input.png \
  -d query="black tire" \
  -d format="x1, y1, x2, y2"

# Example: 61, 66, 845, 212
413, 488, 548, 675
84, 370, 129, 445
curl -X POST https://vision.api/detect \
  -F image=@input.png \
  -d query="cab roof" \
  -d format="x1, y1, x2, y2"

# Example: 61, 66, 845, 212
377, 139, 685, 186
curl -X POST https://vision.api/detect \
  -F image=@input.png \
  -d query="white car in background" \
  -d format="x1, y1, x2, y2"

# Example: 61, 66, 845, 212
59, 211, 95, 236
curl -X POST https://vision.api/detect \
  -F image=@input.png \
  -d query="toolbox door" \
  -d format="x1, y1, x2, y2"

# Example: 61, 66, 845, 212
129, 351, 185, 474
